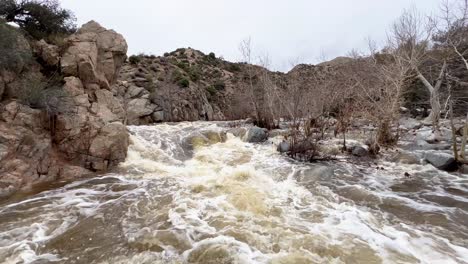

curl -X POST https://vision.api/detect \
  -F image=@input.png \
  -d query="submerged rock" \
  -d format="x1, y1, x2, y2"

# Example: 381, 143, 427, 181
389, 151, 421, 165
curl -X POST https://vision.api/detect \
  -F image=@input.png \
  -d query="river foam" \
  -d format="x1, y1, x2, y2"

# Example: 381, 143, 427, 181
1, 121, 467, 263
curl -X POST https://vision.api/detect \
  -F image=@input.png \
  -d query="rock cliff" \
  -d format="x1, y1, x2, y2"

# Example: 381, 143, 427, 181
0, 21, 129, 197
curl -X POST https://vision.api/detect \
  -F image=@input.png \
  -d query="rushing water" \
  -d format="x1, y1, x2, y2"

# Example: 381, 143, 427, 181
1, 121, 467, 264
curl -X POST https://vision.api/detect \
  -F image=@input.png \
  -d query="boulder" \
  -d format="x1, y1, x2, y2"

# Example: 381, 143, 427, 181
399, 117, 422, 130
227, 127, 247, 138
61, 20, 127, 90
277, 140, 290, 153
295, 165, 335, 183
126, 98, 156, 124
424, 151, 458, 171
389, 151, 421, 165
88, 122, 129, 171
351, 145, 369, 157
125, 85, 145, 99
243, 126, 268, 143
33, 40, 60, 66
152, 110, 165, 122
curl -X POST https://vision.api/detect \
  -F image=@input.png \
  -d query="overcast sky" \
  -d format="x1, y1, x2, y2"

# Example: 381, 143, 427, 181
61, 0, 441, 71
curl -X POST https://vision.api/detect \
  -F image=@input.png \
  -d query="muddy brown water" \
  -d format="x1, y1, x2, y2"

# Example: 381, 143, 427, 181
0, 122, 467, 263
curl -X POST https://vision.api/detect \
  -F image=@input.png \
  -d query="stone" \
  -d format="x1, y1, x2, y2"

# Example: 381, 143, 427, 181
424, 151, 458, 171
89, 122, 129, 171
351, 145, 369, 157
227, 127, 247, 138
399, 117, 422, 130
243, 126, 267, 143
34, 40, 60, 66
277, 140, 290, 153
125, 85, 145, 99
126, 98, 156, 124
461, 165, 468, 174
295, 165, 334, 183
389, 151, 422, 165
152, 111, 165, 122
61, 20, 127, 90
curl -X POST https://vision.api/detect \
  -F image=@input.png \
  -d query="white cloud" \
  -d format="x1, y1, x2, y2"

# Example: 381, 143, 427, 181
62, 0, 440, 71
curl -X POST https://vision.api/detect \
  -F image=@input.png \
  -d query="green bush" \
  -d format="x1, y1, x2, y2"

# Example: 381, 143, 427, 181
1, 0, 76, 40
213, 80, 226, 91
188, 66, 201, 82
206, 86, 217, 96
0, 23, 32, 72
208, 52, 216, 59
163, 52, 170, 57
178, 78, 190, 88
17, 74, 71, 115
172, 70, 190, 88
227, 63, 241, 72
129, 55, 141, 65
176, 61, 190, 72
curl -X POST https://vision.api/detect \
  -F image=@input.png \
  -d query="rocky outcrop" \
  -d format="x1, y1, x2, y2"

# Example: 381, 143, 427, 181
0, 102, 91, 197
0, 21, 129, 197
33, 40, 60, 66
61, 20, 127, 91
55, 21, 129, 171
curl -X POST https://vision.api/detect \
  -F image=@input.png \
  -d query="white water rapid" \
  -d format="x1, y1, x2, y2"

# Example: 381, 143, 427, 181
0, 121, 467, 263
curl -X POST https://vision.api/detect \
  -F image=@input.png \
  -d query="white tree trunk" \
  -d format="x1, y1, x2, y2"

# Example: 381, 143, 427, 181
416, 61, 447, 132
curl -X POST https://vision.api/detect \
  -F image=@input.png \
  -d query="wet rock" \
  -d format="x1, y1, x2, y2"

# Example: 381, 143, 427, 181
227, 127, 247, 138
351, 145, 369, 157
424, 151, 458, 171
295, 165, 334, 183
268, 129, 289, 138
389, 151, 422, 165
277, 140, 290, 153
461, 165, 468, 174
399, 117, 422, 130
243, 126, 267, 143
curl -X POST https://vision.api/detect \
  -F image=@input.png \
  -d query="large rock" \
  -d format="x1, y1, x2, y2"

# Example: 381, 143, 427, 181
54, 21, 130, 172
61, 20, 127, 90
33, 39, 60, 66
424, 151, 458, 171
277, 140, 290, 153
88, 122, 129, 170
126, 98, 157, 124
0, 102, 93, 197
243, 126, 268, 143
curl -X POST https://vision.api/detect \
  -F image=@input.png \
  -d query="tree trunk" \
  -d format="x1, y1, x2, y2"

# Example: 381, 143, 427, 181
417, 61, 447, 133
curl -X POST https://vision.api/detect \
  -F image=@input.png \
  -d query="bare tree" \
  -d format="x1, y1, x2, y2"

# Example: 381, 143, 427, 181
390, 7, 447, 134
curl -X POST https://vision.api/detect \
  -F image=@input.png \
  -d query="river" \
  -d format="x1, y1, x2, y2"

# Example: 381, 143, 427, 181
0, 121, 467, 263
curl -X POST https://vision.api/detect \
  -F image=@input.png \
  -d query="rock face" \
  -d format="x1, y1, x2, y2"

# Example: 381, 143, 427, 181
0, 102, 91, 197
61, 20, 127, 91
0, 21, 129, 197
55, 21, 129, 171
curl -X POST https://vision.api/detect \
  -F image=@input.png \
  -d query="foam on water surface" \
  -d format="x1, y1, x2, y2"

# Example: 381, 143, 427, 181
1, 121, 467, 263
